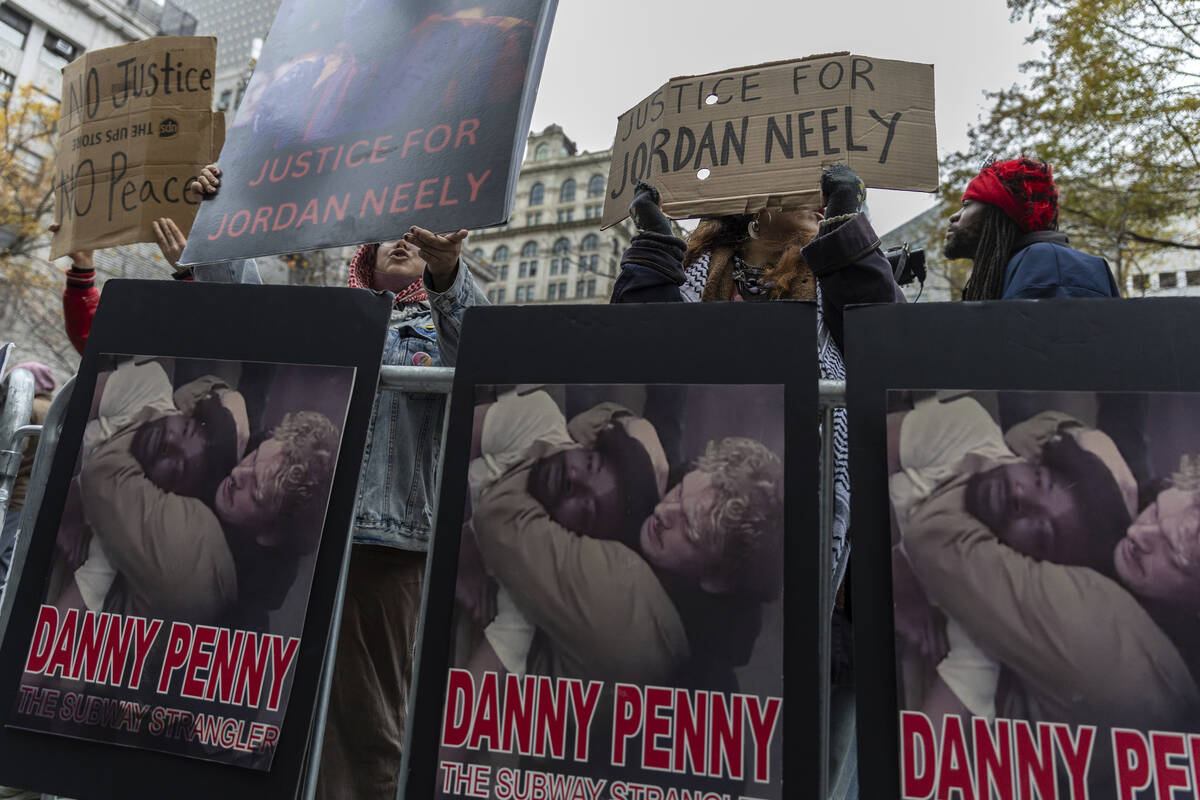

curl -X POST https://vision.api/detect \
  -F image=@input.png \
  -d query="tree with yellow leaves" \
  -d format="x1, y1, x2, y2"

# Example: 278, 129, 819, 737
942, 0, 1200, 292
0, 84, 58, 258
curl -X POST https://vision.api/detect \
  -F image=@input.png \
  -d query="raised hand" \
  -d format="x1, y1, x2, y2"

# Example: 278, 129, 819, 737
628, 180, 673, 236
820, 163, 867, 220
403, 226, 468, 291
152, 217, 189, 271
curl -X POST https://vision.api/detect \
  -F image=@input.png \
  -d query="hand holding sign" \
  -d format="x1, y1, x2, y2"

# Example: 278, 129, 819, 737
820, 163, 867, 220
628, 181, 673, 236
152, 218, 189, 271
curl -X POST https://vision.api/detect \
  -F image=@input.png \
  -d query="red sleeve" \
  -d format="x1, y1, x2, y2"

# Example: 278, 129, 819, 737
63, 268, 99, 356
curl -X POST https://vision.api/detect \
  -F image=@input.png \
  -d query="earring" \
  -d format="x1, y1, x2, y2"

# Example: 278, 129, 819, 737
747, 219, 761, 239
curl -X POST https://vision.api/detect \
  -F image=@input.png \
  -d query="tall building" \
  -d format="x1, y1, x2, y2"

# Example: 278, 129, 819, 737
0, 0, 194, 104
466, 124, 638, 305
185, 0, 279, 112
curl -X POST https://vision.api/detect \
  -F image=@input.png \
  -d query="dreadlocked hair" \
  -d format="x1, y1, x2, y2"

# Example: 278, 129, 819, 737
961, 204, 1023, 301
683, 215, 816, 300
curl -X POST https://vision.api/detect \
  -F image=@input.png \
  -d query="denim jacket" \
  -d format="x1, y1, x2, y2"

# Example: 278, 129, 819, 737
351, 260, 487, 550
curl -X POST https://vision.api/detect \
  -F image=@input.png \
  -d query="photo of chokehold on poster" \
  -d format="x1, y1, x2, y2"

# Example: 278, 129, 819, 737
889, 389, 1200, 799
8, 354, 354, 771
181, 0, 558, 265
437, 383, 785, 799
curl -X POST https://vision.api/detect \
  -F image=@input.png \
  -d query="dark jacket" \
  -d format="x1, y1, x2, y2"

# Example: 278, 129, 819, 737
1002, 231, 1120, 299
610, 214, 905, 351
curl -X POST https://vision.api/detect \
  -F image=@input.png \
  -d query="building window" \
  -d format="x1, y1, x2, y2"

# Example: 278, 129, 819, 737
525, 212, 542, 226
529, 260, 538, 277
550, 259, 559, 275
0, 68, 14, 105
587, 279, 596, 297
519, 262, 528, 278
496, 287, 506, 303
499, 265, 509, 280
585, 204, 602, 219
556, 209, 574, 223
494, 245, 509, 262
558, 280, 567, 298
487, 289, 496, 302
0, 6, 31, 49
588, 174, 605, 198
41, 32, 81, 69
1132, 274, 1150, 291
529, 182, 544, 205
590, 254, 600, 270
560, 178, 576, 203
1160, 272, 1178, 289
548, 283, 558, 301
581, 234, 599, 251
521, 241, 538, 257
1187, 270, 1200, 287
471, 247, 484, 261
576, 279, 586, 297
534, 142, 550, 160
553, 237, 570, 255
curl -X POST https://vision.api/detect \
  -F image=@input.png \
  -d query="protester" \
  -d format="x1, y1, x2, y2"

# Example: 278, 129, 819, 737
0, 362, 55, 594
189, 161, 489, 798
57, 216, 262, 355
612, 165, 903, 567
893, 397, 1200, 737
945, 156, 1120, 300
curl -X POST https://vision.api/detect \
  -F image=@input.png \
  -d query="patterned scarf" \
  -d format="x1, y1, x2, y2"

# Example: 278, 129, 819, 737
347, 243, 428, 306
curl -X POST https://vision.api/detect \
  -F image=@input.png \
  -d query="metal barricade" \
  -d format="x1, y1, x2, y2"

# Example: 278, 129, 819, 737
0, 367, 36, 524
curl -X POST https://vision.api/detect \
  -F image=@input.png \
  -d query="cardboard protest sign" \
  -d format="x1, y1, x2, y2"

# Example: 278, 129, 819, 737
51, 37, 225, 259
403, 304, 824, 800
846, 299, 1200, 800
0, 281, 390, 798
180, 0, 558, 266
602, 53, 937, 227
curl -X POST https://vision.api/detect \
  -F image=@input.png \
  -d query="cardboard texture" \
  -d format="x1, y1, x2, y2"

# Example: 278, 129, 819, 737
179, 0, 558, 265
51, 37, 224, 259
601, 53, 937, 228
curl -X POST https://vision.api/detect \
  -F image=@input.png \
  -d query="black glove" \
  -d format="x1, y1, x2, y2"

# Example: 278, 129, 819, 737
628, 181, 673, 236
820, 163, 866, 220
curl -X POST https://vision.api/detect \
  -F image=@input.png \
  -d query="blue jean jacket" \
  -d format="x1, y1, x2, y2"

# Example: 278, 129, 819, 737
351, 262, 486, 550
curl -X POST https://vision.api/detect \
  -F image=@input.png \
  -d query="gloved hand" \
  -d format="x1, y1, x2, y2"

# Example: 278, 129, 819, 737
628, 181, 673, 236
820, 163, 866, 220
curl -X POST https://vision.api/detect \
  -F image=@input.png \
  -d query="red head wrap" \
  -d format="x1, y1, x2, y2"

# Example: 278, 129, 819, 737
347, 243, 427, 306
962, 157, 1059, 233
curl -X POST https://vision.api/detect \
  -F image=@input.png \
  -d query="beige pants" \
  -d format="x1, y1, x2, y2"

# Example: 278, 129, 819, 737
316, 545, 426, 800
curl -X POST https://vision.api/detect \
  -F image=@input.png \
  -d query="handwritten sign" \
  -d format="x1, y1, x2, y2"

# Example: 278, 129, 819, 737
601, 53, 937, 227
50, 37, 224, 259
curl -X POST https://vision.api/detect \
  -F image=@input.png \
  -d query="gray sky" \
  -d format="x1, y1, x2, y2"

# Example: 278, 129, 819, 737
528, 0, 1039, 235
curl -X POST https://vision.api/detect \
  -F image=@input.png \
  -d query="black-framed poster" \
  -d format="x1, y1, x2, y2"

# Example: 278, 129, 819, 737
847, 298, 1200, 800
402, 302, 825, 800
0, 280, 390, 799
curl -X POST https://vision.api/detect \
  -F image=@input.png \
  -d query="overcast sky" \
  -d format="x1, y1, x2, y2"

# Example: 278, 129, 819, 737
528, 0, 1039, 234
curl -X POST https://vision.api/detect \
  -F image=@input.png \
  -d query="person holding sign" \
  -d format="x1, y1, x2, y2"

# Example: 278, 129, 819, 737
58, 215, 262, 356
613, 164, 904, 566
190, 162, 489, 798
947, 157, 1120, 300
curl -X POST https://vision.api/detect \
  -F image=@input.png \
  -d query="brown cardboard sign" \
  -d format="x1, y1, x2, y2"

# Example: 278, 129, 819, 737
51, 37, 225, 259
601, 53, 937, 228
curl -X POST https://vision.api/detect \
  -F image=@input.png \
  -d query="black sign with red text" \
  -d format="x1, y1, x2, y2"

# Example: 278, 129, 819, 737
402, 304, 824, 800
181, 0, 557, 264
0, 281, 389, 800
846, 300, 1200, 800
